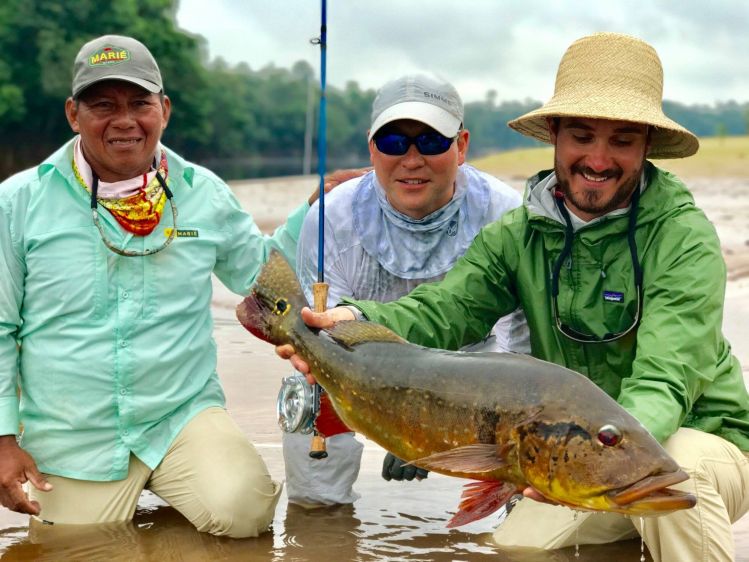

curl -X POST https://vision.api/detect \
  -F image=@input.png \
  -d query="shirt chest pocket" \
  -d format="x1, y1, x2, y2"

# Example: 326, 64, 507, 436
24, 225, 109, 320
556, 253, 638, 339
143, 227, 217, 318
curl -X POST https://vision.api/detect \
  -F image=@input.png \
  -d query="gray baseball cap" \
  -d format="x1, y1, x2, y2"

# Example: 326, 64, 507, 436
72, 35, 163, 98
369, 74, 464, 140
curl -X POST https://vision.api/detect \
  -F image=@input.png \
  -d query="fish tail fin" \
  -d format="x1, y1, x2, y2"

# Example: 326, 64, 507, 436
446, 481, 518, 528
236, 250, 309, 345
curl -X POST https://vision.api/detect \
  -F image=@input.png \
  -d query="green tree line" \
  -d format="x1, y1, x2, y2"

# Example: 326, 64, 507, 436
1, 0, 747, 180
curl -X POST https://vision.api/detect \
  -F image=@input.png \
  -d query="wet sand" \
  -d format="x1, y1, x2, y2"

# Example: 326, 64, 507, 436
1, 174, 747, 561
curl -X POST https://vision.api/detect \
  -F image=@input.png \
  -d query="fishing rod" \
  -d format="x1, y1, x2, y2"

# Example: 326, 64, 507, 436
315, 0, 327, 290
308, 0, 329, 459
275, 0, 331, 458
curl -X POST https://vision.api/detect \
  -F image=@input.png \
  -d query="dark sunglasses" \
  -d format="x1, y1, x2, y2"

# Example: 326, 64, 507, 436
373, 131, 457, 156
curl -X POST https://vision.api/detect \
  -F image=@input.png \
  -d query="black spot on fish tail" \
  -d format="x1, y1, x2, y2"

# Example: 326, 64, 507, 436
473, 408, 500, 444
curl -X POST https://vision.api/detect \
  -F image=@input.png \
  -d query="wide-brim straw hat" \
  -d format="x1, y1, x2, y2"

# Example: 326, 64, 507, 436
508, 32, 698, 159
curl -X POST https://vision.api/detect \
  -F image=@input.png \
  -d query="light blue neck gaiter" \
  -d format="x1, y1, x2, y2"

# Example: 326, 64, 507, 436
353, 165, 491, 279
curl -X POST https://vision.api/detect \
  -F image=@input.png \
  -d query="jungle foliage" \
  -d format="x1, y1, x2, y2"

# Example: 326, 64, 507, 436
1, 0, 747, 179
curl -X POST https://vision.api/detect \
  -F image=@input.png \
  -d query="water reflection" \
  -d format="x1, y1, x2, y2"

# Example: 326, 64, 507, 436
0, 496, 654, 562
280, 503, 361, 559
1, 505, 274, 562
2, 436, 746, 562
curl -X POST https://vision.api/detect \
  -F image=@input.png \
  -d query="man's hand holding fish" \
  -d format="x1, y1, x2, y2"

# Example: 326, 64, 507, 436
275, 306, 355, 381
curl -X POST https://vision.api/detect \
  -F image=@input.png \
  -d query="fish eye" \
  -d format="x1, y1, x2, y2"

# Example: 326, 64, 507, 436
273, 298, 290, 316
597, 424, 622, 447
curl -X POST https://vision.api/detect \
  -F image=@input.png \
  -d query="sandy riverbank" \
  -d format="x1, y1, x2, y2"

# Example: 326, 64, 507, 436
233, 173, 749, 282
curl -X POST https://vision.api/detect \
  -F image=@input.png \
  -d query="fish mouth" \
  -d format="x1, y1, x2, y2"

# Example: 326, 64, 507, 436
237, 293, 261, 328
236, 293, 273, 344
607, 469, 696, 512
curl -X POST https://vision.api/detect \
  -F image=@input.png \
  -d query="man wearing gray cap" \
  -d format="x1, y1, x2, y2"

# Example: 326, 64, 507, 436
281, 74, 527, 507
0, 34, 324, 537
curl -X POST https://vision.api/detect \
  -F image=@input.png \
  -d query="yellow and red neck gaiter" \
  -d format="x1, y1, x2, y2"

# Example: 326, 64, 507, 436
72, 150, 168, 236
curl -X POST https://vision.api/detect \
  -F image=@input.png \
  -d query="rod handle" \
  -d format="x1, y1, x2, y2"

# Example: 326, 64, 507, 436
312, 282, 329, 313
310, 282, 329, 459
309, 434, 328, 459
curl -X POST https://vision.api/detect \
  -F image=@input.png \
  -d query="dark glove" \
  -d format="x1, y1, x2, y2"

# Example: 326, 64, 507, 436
381, 452, 428, 481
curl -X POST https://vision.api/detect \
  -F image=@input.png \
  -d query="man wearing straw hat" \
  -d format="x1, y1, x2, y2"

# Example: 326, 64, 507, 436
0, 34, 333, 537
277, 32, 749, 561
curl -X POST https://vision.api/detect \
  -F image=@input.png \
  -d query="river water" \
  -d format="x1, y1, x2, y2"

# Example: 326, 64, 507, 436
1, 176, 747, 561
2, 305, 747, 561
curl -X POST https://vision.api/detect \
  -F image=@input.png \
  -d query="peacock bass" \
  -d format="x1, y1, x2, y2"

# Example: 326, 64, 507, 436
237, 251, 696, 527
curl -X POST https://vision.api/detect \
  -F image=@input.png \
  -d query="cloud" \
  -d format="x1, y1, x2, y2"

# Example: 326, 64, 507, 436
177, 0, 749, 104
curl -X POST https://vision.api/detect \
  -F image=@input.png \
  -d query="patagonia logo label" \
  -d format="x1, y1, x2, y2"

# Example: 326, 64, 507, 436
88, 46, 130, 66
603, 291, 624, 303
446, 219, 458, 237
164, 228, 199, 238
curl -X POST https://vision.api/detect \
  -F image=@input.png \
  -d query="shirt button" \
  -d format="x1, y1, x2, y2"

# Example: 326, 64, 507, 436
122, 291, 129, 299
122, 429, 129, 436
120, 389, 127, 396
120, 340, 127, 348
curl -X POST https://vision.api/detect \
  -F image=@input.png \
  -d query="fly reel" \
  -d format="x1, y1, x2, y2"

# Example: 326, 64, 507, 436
276, 374, 320, 434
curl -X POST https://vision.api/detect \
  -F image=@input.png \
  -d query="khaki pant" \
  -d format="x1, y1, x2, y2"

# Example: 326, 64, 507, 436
493, 428, 749, 562
29, 407, 282, 538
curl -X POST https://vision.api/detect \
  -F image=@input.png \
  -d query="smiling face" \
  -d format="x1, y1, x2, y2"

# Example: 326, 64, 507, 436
549, 117, 650, 221
368, 119, 469, 219
65, 80, 171, 182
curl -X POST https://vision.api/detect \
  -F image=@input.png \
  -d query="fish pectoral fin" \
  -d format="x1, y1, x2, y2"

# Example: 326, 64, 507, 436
326, 320, 407, 347
409, 444, 507, 474
447, 481, 518, 528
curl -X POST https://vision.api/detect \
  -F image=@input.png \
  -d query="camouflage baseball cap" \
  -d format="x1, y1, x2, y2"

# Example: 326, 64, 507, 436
72, 35, 163, 98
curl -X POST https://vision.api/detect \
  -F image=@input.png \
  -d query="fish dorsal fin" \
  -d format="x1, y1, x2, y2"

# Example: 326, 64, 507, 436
325, 320, 407, 347
447, 480, 519, 528
408, 443, 510, 474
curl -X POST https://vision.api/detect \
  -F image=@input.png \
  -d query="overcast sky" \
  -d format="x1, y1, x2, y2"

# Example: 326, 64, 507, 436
176, 0, 748, 106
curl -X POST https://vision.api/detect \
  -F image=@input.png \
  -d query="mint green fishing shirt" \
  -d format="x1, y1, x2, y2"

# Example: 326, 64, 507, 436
0, 138, 308, 480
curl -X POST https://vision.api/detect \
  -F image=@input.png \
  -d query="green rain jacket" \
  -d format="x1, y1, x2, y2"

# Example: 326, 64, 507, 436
348, 163, 749, 451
